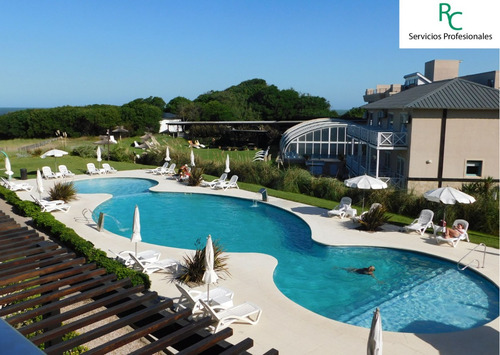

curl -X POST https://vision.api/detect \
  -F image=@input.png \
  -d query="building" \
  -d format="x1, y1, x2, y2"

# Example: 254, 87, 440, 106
279, 60, 499, 193
353, 78, 499, 192
279, 118, 349, 176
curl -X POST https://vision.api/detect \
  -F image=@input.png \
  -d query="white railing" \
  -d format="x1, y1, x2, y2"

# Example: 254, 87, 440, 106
457, 243, 487, 270
348, 125, 407, 148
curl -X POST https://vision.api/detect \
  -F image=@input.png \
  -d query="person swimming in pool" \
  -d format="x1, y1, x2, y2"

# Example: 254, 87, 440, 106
337, 265, 380, 281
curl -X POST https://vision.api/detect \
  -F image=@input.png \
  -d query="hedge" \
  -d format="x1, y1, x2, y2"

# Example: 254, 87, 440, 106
0, 186, 150, 289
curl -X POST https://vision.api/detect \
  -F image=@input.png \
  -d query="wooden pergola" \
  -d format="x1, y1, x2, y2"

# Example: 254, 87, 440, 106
0, 210, 278, 354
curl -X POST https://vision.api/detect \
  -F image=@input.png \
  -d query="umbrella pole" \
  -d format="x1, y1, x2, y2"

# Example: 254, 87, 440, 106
207, 285, 210, 302
135, 242, 138, 257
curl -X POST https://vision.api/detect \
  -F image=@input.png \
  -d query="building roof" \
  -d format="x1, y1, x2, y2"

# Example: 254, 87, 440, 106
363, 78, 499, 110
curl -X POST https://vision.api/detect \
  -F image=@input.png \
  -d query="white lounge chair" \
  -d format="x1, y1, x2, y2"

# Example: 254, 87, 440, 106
42, 166, 61, 179
86, 163, 103, 175
201, 173, 228, 188
1, 177, 33, 192
102, 163, 117, 173
31, 195, 71, 213
58, 165, 75, 178
435, 219, 470, 247
212, 175, 239, 190
404, 209, 434, 235
164, 163, 176, 178
199, 299, 262, 333
327, 197, 352, 218
108, 249, 161, 266
352, 203, 382, 223
149, 162, 169, 174
128, 253, 179, 275
175, 283, 234, 313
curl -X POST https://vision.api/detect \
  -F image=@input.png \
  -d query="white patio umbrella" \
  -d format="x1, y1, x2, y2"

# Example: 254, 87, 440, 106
165, 147, 171, 162
4, 156, 13, 180
96, 146, 102, 168
367, 308, 383, 355
41, 149, 69, 170
344, 175, 388, 211
190, 149, 195, 167
224, 154, 230, 173
202, 235, 218, 302
36, 169, 44, 199
424, 186, 476, 222
131, 205, 142, 257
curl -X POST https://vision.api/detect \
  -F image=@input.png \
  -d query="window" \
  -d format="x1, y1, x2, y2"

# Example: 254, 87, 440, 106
466, 161, 482, 177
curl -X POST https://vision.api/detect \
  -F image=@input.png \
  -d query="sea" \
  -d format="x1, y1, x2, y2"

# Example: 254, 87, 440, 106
0, 107, 31, 115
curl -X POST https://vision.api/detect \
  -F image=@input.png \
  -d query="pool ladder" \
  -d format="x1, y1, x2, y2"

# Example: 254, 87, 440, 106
457, 243, 486, 270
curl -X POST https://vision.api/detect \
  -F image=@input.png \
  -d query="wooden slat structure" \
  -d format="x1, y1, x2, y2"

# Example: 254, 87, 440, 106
0, 210, 278, 354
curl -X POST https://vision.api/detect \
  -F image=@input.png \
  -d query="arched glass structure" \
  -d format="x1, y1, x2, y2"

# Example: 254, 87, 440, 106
279, 118, 349, 161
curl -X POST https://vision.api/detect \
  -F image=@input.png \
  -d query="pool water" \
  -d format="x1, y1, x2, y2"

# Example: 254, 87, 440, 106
75, 178, 499, 333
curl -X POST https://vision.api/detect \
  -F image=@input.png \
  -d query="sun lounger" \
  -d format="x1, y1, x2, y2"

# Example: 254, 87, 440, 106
201, 173, 228, 188
435, 219, 470, 247
175, 283, 234, 313
128, 253, 179, 275
1, 177, 33, 192
86, 163, 103, 175
102, 163, 117, 173
199, 299, 262, 333
31, 195, 71, 213
327, 197, 352, 218
108, 249, 161, 266
58, 165, 75, 178
403, 209, 434, 235
212, 175, 239, 190
42, 166, 62, 179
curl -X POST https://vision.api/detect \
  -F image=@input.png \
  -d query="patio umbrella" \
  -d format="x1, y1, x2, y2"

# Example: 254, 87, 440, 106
367, 308, 383, 355
131, 205, 142, 257
96, 146, 102, 168
224, 154, 230, 173
36, 169, 44, 199
344, 175, 387, 211
112, 125, 128, 140
165, 147, 171, 162
190, 149, 195, 167
202, 235, 218, 302
41, 149, 69, 171
424, 186, 476, 222
4, 156, 13, 180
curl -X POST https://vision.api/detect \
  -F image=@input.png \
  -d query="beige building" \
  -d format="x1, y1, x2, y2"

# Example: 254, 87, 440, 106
354, 78, 499, 193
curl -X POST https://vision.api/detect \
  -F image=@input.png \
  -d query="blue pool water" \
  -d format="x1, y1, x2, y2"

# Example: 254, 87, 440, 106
75, 178, 499, 333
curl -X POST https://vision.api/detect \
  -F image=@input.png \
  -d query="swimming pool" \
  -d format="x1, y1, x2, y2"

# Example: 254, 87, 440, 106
75, 178, 499, 333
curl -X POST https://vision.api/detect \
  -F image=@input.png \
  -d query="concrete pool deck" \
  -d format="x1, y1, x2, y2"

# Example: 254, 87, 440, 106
13, 170, 500, 354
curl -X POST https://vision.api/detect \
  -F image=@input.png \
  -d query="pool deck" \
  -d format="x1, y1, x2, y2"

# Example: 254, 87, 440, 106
13, 170, 500, 354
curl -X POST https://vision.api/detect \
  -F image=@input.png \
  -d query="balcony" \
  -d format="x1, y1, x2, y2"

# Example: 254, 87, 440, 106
347, 125, 407, 149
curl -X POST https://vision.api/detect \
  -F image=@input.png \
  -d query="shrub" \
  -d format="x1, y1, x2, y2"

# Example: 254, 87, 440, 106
71, 145, 96, 158
359, 205, 391, 231
175, 237, 230, 286
48, 181, 77, 202
188, 167, 204, 186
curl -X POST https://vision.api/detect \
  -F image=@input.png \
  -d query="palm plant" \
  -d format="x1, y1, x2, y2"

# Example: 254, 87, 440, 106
175, 238, 230, 286
359, 205, 390, 231
48, 181, 77, 203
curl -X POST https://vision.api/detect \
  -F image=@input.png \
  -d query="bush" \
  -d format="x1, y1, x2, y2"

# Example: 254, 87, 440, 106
48, 181, 77, 202
359, 205, 391, 231
71, 145, 96, 158
188, 167, 204, 186
175, 237, 230, 286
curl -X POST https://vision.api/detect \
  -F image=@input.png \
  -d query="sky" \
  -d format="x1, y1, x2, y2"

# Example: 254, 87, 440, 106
1, 1, 498, 110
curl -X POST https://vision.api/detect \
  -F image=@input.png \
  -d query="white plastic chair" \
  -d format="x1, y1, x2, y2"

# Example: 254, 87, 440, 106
404, 209, 434, 235
199, 299, 262, 333
42, 166, 60, 179
1, 177, 33, 192
128, 253, 179, 275
327, 197, 352, 218
435, 219, 469, 247
102, 163, 117, 173
58, 165, 75, 178
212, 175, 239, 190
175, 283, 234, 313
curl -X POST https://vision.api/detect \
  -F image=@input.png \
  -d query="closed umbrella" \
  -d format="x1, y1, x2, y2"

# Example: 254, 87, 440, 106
36, 169, 44, 199
344, 175, 388, 211
367, 308, 382, 355
424, 186, 476, 222
165, 147, 171, 162
131, 205, 142, 257
224, 154, 230, 173
202, 235, 218, 302
190, 149, 195, 167
41, 149, 69, 171
4, 157, 13, 180
96, 146, 102, 168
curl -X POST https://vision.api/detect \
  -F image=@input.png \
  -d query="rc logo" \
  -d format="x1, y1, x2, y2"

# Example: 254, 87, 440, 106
439, 3, 462, 31
400, 0, 499, 48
